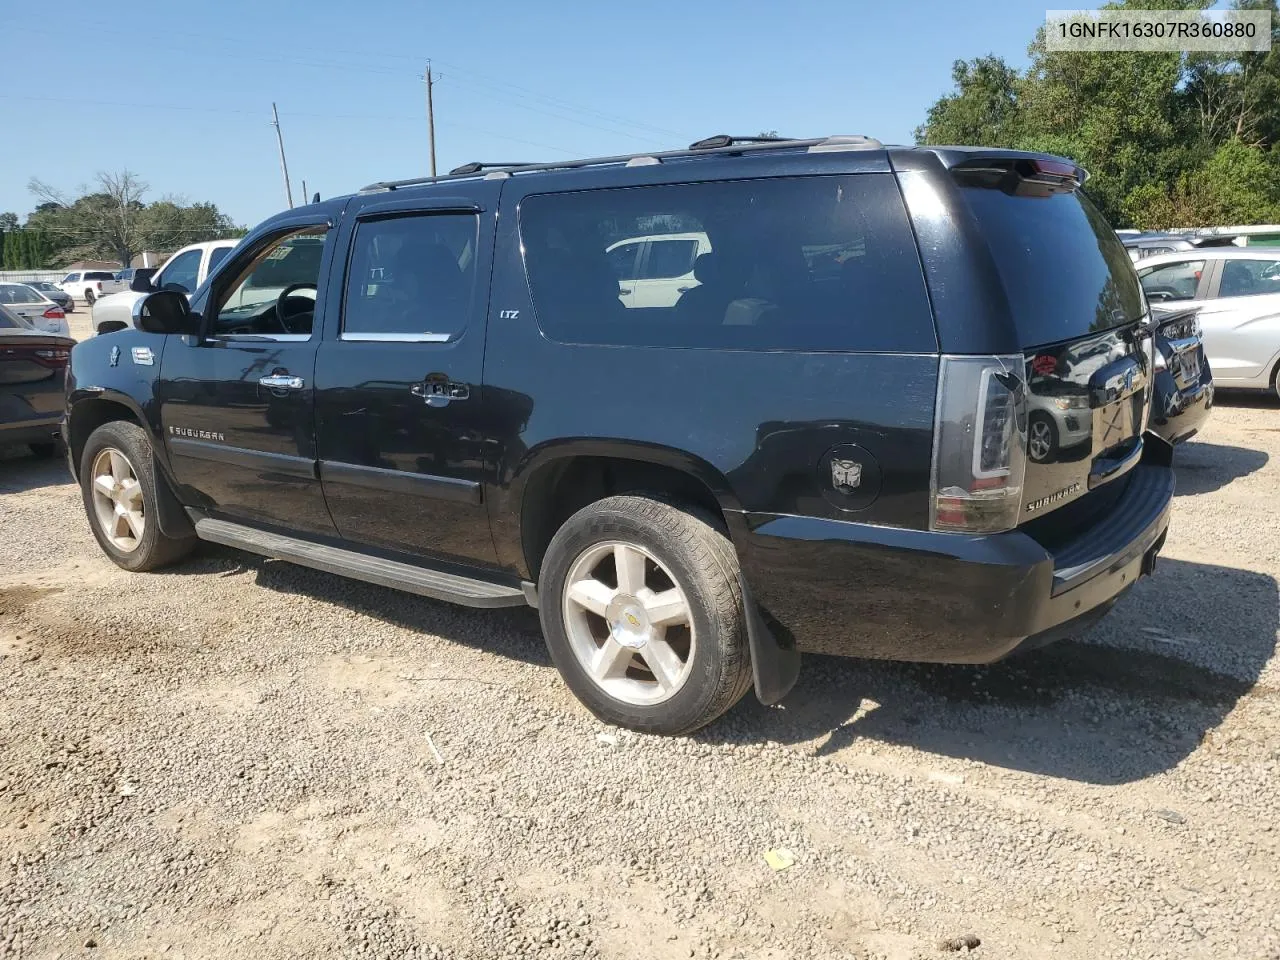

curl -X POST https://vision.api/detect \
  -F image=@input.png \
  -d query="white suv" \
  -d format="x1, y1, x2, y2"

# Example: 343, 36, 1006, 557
59, 270, 124, 306
92, 239, 240, 335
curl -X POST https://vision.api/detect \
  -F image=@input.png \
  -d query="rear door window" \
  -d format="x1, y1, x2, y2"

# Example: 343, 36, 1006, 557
518, 175, 935, 352
1216, 258, 1280, 299
342, 213, 479, 339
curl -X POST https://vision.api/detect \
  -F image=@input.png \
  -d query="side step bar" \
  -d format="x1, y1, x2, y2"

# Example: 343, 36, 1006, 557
193, 517, 528, 609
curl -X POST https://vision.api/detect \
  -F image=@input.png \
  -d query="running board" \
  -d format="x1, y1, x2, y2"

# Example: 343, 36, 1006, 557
193, 517, 528, 609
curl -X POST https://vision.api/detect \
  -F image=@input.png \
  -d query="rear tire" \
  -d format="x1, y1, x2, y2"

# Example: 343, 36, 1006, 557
84, 289, 96, 306
538, 495, 752, 735
79, 420, 196, 572
1272, 362, 1280, 404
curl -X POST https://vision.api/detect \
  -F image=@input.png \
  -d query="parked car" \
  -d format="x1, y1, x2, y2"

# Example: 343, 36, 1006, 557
1137, 248, 1280, 399
0, 283, 70, 337
1146, 306, 1214, 445
58, 270, 124, 305
1121, 232, 1238, 262
0, 304, 72, 457
63, 136, 1173, 734
606, 232, 711, 307
92, 240, 239, 335
26, 281, 74, 313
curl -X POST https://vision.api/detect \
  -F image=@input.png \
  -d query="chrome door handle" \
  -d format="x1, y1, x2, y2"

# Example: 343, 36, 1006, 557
258, 374, 304, 390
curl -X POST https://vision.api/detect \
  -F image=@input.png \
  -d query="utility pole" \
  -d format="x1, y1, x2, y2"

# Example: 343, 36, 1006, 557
271, 102, 294, 209
301, 179, 308, 205
425, 62, 437, 177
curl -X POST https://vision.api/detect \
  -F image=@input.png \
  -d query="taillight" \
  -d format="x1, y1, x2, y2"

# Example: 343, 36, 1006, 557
3, 345, 71, 369
930, 355, 1028, 534
95, 282, 103, 291
43, 307, 65, 319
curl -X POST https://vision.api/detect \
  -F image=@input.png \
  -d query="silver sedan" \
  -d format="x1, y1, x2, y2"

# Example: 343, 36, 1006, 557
1139, 248, 1280, 399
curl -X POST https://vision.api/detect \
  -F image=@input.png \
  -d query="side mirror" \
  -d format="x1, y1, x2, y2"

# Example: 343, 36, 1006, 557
132, 290, 196, 335
129, 268, 157, 293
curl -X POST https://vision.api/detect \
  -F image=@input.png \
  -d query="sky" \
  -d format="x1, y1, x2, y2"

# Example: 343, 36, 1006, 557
1, 0, 1053, 228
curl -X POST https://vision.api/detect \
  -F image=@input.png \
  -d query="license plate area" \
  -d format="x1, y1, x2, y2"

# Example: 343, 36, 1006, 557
1176, 351, 1200, 386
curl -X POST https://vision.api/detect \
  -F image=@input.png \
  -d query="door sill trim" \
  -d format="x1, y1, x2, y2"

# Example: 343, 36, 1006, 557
191, 516, 529, 609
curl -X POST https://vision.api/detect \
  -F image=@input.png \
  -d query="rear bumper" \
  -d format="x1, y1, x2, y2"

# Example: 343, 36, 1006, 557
1149, 362, 1213, 446
733, 462, 1173, 664
1, 415, 62, 448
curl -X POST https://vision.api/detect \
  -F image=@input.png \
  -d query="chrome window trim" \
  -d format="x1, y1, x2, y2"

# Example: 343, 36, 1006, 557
339, 332, 453, 343
210, 333, 314, 343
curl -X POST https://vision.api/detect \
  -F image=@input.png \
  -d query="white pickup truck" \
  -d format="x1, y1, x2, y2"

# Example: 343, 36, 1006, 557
92, 239, 240, 335
59, 270, 125, 306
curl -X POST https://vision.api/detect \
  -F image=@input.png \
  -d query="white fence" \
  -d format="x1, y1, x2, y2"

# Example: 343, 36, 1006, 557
0, 270, 64, 284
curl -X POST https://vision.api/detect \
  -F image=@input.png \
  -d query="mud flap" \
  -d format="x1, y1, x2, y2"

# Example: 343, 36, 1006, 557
741, 581, 800, 705
149, 456, 196, 540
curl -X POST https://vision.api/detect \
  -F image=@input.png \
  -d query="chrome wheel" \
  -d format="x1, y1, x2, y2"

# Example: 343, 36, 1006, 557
90, 447, 145, 553
561, 541, 696, 706
1028, 418, 1053, 463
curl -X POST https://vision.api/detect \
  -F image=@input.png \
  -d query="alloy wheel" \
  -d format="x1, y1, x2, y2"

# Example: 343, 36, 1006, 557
561, 541, 696, 706
1029, 419, 1053, 462
90, 447, 145, 553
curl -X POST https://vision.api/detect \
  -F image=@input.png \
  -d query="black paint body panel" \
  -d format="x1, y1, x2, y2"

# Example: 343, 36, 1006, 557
62, 144, 1176, 669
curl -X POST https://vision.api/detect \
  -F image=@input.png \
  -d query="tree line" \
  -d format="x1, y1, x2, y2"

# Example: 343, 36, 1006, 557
0, 170, 245, 271
915, 0, 1280, 229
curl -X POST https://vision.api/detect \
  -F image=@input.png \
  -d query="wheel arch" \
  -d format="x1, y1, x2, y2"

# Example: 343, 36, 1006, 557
511, 439, 741, 582
69, 396, 194, 540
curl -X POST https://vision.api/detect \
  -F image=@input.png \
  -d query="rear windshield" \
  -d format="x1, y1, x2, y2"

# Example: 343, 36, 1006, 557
956, 175, 1144, 347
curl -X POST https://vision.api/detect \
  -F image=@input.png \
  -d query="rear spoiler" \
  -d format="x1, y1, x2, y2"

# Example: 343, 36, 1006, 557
950, 155, 1088, 197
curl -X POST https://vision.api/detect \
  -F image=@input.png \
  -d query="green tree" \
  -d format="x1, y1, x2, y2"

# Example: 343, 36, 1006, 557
914, 56, 1022, 146
139, 198, 238, 253
915, 0, 1280, 227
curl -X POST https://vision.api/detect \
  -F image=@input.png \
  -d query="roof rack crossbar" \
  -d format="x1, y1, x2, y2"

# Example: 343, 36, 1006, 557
359, 135, 881, 193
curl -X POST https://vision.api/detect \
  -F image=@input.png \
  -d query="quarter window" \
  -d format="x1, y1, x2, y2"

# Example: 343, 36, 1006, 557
518, 175, 935, 352
342, 213, 479, 339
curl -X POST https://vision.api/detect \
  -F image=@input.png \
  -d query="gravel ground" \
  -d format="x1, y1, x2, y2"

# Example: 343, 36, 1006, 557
2, 374, 1278, 958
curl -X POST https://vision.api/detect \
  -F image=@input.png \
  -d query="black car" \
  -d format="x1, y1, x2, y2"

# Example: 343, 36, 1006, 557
1, 304, 72, 458
61, 135, 1174, 734
26, 281, 74, 313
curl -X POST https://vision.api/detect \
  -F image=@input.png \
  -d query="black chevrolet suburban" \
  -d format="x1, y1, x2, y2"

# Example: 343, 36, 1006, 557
63, 135, 1174, 734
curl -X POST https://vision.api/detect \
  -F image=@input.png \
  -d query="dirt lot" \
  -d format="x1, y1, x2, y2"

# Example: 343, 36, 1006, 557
2, 353, 1278, 957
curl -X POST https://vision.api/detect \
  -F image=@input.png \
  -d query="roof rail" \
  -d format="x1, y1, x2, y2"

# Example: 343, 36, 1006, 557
449, 161, 535, 176
359, 135, 883, 193
688, 134, 788, 150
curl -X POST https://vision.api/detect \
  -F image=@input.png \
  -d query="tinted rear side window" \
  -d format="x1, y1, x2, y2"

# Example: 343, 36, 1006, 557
85, 272, 115, 281
956, 177, 1144, 346
519, 175, 936, 352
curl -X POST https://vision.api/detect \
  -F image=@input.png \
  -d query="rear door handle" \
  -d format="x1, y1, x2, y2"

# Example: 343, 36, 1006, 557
258, 374, 304, 390
411, 376, 469, 408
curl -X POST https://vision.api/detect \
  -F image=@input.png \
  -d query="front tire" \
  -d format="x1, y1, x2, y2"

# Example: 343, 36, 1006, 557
79, 421, 196, 572
1027, 413, 1058, 464
539, 495, 752, 735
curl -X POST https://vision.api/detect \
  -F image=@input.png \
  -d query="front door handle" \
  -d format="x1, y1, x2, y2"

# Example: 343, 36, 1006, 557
259, 374, 305, 390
